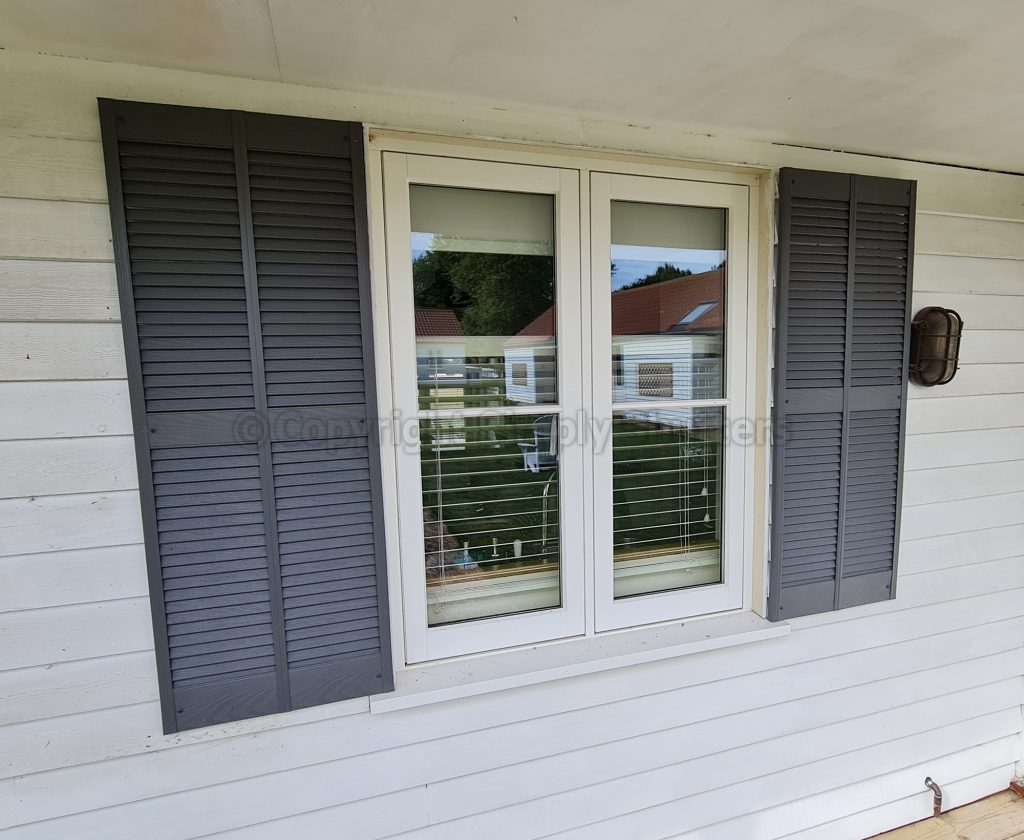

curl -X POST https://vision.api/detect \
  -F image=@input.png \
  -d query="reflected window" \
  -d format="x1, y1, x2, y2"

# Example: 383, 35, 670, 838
678, 301, 718, 327
637, 362, 673, 398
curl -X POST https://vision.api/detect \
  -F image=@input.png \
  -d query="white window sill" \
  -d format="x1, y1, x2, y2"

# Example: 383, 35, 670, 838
370, 611, 790, 713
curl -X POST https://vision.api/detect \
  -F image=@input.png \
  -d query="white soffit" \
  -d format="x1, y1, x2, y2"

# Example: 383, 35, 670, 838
1, 0, 1024, 172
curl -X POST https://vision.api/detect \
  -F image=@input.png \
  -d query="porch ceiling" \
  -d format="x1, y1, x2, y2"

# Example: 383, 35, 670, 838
2, 0, 1024, 173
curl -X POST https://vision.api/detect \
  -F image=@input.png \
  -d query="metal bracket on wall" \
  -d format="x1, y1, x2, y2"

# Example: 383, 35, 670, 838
924, 777, 943, 818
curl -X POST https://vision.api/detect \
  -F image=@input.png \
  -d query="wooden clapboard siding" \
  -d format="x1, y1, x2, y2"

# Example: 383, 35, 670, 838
0, 323, 128, 380
0, 652, 158, 727
909, 292, 1024, 330
667, 743, 1020, 840
905, 427, 1024, 469
0, 380, 132, 437
903, 459, 1024, 506
957, 331, 1024, 364
913, 253, 1024, 296
0, 436, 138, 498
900, 493, 1024, 541
778, 768, 1021, 840
0, 544, 148, 613
907, 394, 1024, 433
11, 628, 1017, 806
0, 50, 1021, 840
907, 363, 1024, 399
0, 260, 119, 321
0, 598, 153, 670
899, 524, 1024, 574
0, 198, 113, 262
916, 213, 1024, 259
0, 135, 107, 204
5, 568, 1022, 779
0, 491, 144, 556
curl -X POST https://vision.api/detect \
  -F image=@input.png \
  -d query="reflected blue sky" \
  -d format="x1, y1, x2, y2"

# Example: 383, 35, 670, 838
410, 235, 725, 291
611, 245, 725, 290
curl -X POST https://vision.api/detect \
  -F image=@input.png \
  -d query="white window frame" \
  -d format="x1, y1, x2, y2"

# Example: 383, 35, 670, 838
590, 173, 752, 631
382, 152, 586, 662
368, 133, 760, 668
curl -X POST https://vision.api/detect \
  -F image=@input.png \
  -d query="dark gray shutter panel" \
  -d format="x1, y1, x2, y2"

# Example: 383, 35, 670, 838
100, 100, 392, 732
769, 169, 915, 621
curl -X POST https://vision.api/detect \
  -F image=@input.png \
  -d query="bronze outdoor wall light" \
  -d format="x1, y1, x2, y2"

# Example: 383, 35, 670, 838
909, 306, 964, 386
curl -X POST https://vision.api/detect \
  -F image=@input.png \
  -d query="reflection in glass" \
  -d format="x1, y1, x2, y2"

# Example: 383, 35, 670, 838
612, 407, 723, 598
610, 201, 726, 402
411, 185, 556, 411
421, 414, 561, 625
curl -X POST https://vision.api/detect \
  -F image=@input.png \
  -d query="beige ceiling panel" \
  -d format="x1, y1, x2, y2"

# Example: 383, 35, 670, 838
1, 0, 1023, 171
0, 0, 281, 80
268, 0, 1024, 172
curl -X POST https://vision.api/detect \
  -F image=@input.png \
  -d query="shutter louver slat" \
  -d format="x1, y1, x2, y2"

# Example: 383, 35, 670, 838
770, 169, 914, 620
252, 128, 388, 706
102, 100, 392, 732
119, 134, 282, 726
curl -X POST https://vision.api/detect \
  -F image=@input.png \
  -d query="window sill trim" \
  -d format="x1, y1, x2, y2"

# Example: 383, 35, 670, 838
370, 611, 790, 713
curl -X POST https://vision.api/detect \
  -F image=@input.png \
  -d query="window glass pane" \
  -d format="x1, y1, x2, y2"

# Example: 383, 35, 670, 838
421, 413, 561, 625
411, 186, 556, 411
612, 407, 723, 598
610, 201, 726, 402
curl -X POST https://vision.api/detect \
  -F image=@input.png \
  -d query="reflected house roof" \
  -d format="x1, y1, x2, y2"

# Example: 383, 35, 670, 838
415, 308, 464, 337
517, 267, 724, 337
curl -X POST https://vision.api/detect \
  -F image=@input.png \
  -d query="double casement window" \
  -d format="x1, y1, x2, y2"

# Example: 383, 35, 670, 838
380, 151, 756, 661
102, 100, 914, 728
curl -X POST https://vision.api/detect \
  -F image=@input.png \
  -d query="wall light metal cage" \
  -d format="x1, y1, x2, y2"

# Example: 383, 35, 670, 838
909, 306, 964, 386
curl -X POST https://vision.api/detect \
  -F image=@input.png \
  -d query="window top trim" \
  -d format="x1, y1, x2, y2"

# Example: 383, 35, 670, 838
368, 128, 764, 187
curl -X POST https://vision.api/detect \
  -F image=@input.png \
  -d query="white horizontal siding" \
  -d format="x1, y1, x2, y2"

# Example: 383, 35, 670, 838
904, 427, 1024, 469
0, 260, 119, 322
0, 436, 138, 498
903, 459, 1024, 505
774, 765, 1018, 840
0, 49, 1021, 840
0, 323, 127, 380
913, 252, 1024, 296
916, 212, 1024, 259
906, 393, 1024, 433
906, 363, 1024, 399
0, 543, 147, 613
0, 380, 132, 438
0, 490, 145, 556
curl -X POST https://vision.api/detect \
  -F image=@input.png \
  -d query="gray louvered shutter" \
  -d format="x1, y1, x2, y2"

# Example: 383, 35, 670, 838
99, 100, 392, 732
769, 168, 915, 621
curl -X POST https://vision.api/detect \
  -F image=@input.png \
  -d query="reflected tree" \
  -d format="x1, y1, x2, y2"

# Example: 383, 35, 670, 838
413, 248, 555, 335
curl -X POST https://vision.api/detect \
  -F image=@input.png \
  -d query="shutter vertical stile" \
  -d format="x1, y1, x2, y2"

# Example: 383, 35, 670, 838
770, 169, 914, 620
232, 111, 293, 712
245, 114, 392, 706
100, 100, 392, 731
842, 175, 915, 608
